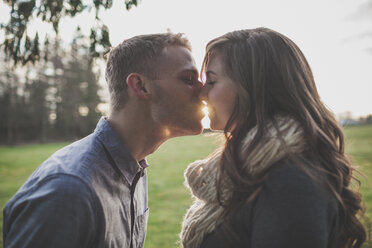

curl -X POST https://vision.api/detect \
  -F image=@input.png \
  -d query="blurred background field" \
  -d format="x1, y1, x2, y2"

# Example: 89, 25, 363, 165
1, 126, 371, 248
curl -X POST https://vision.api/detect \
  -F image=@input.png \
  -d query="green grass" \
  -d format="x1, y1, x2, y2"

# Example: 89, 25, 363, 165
0, 126, 371, 247
344, 125, 372, 245
0, 142, 70, 247
145, 134, 222, 247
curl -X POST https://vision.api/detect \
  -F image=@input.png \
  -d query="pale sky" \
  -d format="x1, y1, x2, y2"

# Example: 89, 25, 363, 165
1, 0, 371, 117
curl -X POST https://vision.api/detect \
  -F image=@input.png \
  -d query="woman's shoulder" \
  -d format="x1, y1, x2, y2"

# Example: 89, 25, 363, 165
253, 157, 340, 222
263, 158, 332, 197
244, 158, 341, 247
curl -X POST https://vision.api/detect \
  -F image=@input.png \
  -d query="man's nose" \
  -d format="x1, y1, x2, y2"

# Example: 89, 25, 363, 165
193, 80, 204, 93
198, 84, 209, 101
196, 80, 204, 89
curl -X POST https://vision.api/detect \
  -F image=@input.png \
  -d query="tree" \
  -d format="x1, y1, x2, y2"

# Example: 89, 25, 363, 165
54, 28, 102, 140
0, 29, 103, 144
0, 55, 20, 144
1, 0, 139, 65
0, 41, 54, 144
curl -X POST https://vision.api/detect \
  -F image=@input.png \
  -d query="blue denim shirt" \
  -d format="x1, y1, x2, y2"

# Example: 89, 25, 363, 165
3, 117, 149, 248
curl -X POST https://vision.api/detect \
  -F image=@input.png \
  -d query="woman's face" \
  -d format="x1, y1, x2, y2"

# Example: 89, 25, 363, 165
200, 54, 237, 131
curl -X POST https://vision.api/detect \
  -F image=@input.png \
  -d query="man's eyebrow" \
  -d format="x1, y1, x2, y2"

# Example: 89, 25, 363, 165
179, 69, 199, 76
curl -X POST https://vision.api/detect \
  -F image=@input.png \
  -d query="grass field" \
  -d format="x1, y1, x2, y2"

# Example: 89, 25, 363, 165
0, 125, 371, 247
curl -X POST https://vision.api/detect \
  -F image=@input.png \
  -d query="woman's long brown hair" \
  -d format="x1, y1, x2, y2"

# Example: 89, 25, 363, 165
202, 27, 367, 247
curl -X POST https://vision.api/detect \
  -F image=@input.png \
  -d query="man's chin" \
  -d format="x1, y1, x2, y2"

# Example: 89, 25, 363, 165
172, 122, 203, 137
185, 110, 205, 134
184, 122, 204, 135
191, 124, 204, 135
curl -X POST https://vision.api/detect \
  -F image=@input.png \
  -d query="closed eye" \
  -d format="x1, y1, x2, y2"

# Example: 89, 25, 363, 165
178, 70, 200, 87
206, 81, 215, 85
182, 76, 198, 86
183, 78, 195, 85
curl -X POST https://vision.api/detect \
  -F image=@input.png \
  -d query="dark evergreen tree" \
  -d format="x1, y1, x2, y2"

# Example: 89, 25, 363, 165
0, 30, 103, 144
54, 28, 102, 139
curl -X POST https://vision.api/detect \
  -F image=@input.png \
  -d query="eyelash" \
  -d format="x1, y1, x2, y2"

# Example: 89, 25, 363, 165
206, 81, 215, 85
183, 76, 196, 85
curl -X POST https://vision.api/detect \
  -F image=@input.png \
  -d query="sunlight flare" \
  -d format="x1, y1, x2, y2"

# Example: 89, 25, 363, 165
201, 102, 210, 129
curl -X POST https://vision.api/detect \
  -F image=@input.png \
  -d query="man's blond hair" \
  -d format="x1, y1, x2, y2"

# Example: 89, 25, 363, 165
105, 33, 191, 111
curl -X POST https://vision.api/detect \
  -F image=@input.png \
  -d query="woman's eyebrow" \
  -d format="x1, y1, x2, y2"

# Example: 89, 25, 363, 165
206, 70, 216, 75
206, 70, 216, 77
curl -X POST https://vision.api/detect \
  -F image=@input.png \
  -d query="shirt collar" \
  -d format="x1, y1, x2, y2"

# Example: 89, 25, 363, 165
94, 117, 149, 185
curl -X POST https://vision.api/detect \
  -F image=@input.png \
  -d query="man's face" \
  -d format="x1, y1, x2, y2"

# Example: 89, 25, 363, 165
148, 46, 204, 137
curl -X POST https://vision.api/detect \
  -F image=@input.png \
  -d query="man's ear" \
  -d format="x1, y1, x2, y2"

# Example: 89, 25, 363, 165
126, 73, 149, 99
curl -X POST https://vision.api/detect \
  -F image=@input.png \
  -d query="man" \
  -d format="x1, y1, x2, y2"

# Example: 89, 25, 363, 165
3, 33, 204, 248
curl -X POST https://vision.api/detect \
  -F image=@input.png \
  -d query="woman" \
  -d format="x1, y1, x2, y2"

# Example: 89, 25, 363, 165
180, 28, 367, 248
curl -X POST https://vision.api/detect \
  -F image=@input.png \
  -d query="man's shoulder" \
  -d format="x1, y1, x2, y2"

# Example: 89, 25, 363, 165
13, 134, 106, 198
2, 173, 100, 247
4, 173, 98, 217
39, 134, 104, 176
21, 173, 94, 198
